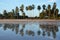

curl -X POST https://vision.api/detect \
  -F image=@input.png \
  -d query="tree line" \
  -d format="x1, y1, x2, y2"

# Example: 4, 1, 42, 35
0, 2, 60, 19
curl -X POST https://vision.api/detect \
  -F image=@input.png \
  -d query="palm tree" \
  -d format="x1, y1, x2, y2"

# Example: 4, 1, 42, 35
20, 4, 26, 18
47, 4, 51, 19
3, 10, 8, 19
0, 13, 3, 19
15, 6, 19, 13
15, 6, 19, 19
20, 4, 24, 12
52, 2, 56, 19
32, 4, 35, 17
37, 5, 41, 11
42, 4, 46, 19
37, 5, 41, 18
55, 8, 59, 19
26, 5, 32, 10
40, 12, 44, 19
26, 5, 35, 17
32, 4, 35, 10
12, 9, 15, 18
42, 4, 46, 10
22, 12, 26, 18
8, 12, 14, 19
53, 2, 56, 10
12, 9, 15, 14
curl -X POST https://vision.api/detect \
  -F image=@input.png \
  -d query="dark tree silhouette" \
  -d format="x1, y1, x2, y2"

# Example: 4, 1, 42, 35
37, 5, 41, 11
20, 4, 26, 19
55, 8, 59, 19
20, 4, 24, 12
0, 13, 3, 19
32, 4, 35, 9
0, 2, 59, 19
42, 4, 46, 10
52, 2, 56, 18
15, 6, 19, 19
3, 10, 8, 19
47, 4, 51, 19
12, 9, 15, 14
37, 5, 41, 18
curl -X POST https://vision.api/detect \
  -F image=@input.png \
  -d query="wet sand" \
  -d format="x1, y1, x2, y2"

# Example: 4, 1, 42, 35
0, 19, 60, 24
0, 19, 59, 21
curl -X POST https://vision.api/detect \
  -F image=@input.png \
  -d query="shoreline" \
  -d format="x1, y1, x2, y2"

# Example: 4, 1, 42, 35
0, 19, 60, 21
0, 19, 59, 24
0, 19, 60, 22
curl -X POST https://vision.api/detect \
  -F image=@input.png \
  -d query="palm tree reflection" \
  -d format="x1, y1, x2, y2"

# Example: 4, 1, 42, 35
39, 23, 59, 39
0, 24, 2, 27
26, 30, 35, 36
22, 24, 25, 29
37, 30, 41, 35
42, 31, 46, 36
0, 23, 59, 38
15, 24, 19, 34
3, 24, 19, 34
19, 24, 25, 36
47, 31, 50, 36
20, 29, 24, 36
3, 24, 26, 36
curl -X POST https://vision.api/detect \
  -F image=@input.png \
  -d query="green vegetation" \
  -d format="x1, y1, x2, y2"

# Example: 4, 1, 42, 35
40, 2, 59, 19
0, 2, 60, 19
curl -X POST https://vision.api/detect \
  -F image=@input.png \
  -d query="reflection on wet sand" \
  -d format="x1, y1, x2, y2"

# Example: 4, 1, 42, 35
0, 23, 59, 39
37, 30, 41, 35
26, 30, 35, 36
0, 24, 2, 27
20, 24, 25, 36
39, 23, 59, 39
20, 28, 24, 36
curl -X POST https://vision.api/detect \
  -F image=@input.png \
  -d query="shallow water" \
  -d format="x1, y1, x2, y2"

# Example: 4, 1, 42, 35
0, 22, 60, 40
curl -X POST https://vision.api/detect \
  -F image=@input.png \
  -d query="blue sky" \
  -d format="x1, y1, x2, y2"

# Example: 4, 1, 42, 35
0, 0, 60, 17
